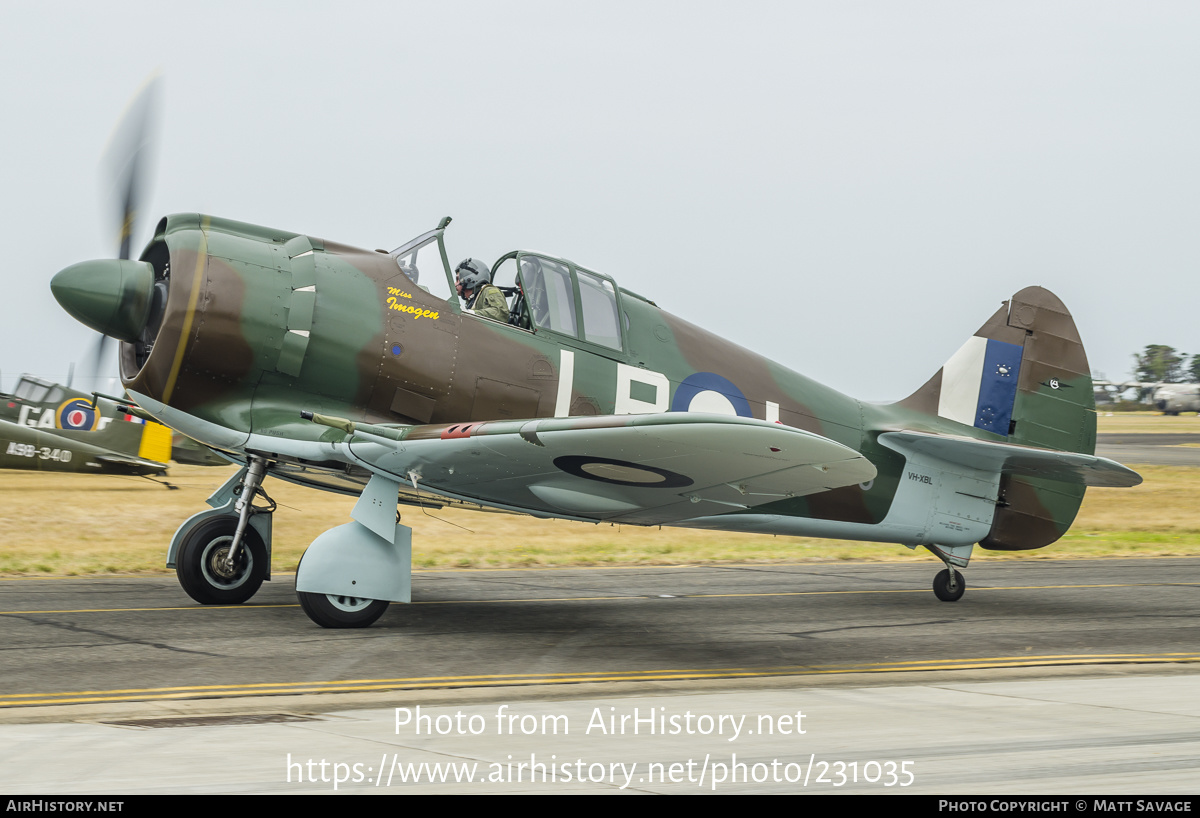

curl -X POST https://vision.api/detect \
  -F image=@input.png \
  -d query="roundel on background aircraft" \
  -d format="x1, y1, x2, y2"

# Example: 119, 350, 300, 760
56, 398, 99, 431
670, 372, 753, 418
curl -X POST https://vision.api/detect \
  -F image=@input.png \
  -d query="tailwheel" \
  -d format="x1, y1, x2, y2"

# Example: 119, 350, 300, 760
176, 518, 266, 604
933, 568, 966, 602
297, 591, 389, 628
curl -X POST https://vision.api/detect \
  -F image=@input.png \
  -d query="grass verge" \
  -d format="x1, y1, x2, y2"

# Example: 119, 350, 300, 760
0, 459, 1195, 576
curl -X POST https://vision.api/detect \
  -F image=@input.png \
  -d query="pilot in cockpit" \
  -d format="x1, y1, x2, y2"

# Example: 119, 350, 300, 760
454, 258, 510, 323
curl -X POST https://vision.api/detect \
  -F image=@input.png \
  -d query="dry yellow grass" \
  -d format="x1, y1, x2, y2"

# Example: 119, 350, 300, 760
1095, 411, 1200, 433
0, 453, 1195, 575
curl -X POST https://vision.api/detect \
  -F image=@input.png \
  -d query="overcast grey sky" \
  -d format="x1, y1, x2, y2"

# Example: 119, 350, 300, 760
2, 1, 1196, 400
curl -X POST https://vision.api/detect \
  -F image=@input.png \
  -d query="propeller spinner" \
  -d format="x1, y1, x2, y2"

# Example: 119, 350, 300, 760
51, 258, 155, 343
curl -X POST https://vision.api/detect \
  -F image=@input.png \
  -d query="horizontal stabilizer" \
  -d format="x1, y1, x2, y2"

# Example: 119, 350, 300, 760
879, 431, 1141, 488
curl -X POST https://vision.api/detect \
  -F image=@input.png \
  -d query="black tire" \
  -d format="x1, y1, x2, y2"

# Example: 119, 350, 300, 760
176, 518, 267, 604
933, 568, 966, 602
297, 591, 389, 629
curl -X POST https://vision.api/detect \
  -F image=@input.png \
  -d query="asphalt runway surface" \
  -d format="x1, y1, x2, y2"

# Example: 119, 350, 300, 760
3, 558, 1197, 706
2, 559, 1198, 794
1097, 432, 1200, 466
1, 429, 1196, 793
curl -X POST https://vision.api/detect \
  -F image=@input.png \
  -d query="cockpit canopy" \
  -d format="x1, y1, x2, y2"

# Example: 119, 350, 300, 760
491, 253, 622, 350
10, 374, 67, 404
391, 219, 627, 353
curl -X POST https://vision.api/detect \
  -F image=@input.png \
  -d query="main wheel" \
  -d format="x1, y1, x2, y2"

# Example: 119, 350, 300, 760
933, 568, 966, 602
297, 591, 389, 628
176, 518, 267, 604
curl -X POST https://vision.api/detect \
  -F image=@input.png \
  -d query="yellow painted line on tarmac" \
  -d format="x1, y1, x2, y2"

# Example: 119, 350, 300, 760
2, 580, 1199, 617
0, 604, 299, 615
4, 654, 1199, 708
0, 565, 707, 581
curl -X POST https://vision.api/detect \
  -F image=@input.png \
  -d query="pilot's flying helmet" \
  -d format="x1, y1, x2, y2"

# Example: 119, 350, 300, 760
454, 258, 491, 291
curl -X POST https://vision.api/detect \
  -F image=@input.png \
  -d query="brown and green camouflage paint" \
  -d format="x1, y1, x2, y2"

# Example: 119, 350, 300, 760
121, 214, 1099, 549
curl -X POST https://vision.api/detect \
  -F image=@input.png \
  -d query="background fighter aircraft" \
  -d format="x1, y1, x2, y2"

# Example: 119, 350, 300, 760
2, 373, 116, 430
50, 211, 1141, 628
0, 372, 228, 467
0, 373, 170, 476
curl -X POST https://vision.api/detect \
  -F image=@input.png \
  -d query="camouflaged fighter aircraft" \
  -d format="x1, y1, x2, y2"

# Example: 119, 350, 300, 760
0, 372, 225, 470
49, 213, 1142, 627
0, 373, 172, 476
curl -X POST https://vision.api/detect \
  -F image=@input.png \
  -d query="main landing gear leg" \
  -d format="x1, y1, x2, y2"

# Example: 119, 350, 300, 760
168, 458, 276, 605
295, 472, 411, 628
223, 456, 268, 576
924, 543, 973, 602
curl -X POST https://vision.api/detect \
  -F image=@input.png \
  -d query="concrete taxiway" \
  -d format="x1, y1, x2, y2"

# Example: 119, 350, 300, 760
1097, 432, 1200, 466
1, 668, 1197, 794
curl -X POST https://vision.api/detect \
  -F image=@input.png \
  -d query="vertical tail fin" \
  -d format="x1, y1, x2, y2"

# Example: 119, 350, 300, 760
898, 286, 1096, 550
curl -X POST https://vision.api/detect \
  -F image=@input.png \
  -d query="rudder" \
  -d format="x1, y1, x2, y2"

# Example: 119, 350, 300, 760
898, 286, 1096, 551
